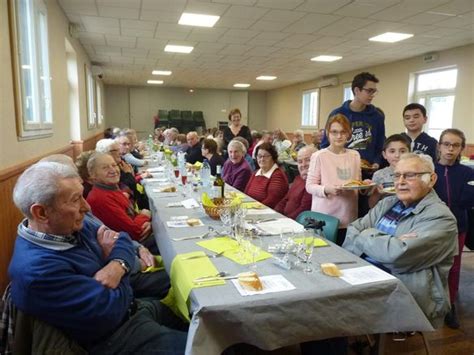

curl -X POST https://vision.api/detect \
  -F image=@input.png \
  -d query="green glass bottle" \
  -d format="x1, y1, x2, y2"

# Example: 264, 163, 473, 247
213, 165, 225, 198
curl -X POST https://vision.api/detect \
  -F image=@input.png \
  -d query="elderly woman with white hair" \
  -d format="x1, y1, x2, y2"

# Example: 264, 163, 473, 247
96, 138, 150, 209
222, 139, 252, 192
343, 153, 458, 328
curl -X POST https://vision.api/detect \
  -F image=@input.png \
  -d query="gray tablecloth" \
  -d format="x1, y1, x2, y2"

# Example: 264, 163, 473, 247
145, 178, 433, 355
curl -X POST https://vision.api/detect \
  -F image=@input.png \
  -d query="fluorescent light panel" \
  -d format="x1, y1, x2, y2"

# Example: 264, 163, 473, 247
233, 83, 250, 88
256, 76, 277, 80
179, 12, 220, 27
311, 55, 342, 62
152, 70, 172, 75
369, 32, 413, 43
147, 80, 163, 84
164, 45, 194, 53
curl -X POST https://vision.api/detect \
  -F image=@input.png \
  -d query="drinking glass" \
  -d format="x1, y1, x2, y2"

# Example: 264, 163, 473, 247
219, 208, 232, 235
247, 230, 261, 271
303, 235, 315, 273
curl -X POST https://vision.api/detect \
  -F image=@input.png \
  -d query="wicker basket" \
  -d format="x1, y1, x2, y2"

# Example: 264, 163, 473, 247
203, 198, 239, 220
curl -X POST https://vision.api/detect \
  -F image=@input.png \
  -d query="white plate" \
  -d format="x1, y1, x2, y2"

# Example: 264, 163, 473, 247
468, 181, 474, 186
341, 183, 376, 190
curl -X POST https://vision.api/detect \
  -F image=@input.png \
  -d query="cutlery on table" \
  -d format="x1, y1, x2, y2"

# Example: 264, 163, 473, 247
171, 232, 209, 241
193, 274, 240, 283
181, 250, 225, 260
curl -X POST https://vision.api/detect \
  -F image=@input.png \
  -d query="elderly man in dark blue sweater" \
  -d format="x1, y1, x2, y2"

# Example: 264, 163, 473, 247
8, 162, 186, 353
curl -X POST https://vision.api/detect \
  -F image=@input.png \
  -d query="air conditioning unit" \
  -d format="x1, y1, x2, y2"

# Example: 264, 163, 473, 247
317, 76, 339, 87
423, 52, 439, 63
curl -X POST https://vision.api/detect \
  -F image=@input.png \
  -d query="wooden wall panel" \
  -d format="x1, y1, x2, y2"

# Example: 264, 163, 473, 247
0, 132, 103, 293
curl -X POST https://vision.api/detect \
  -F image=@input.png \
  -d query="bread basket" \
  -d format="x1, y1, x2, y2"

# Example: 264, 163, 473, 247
203, 198, 240, 220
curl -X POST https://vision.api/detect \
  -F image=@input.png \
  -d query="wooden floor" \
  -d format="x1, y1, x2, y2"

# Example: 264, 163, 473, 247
248, 250, 474, 355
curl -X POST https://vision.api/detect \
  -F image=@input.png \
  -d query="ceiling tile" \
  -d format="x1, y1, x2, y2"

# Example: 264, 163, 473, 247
213, 0, 258, 5
247, 31, 291, 46
82, 15, 120, 30
369, 0, 451, 22
295, 0, 352, 14
186, 27, 228, 42
141, 0, 186, 11
121, 27, 155, 38
58, 0, 98, 16
215, 17, 256, 29
219, 44, 253, 55
260, 9, 306, 23
98, 6, 139, 19
222, 5, 269, 20
136, 37, 168, 48
283, 13, 341, 34
140, 10, 182, 22
78, 32, 107, 45
184, 0, 230, 16
424, 0, 474, 16
437, 11, 474, 28
256, 0, 305, 10
274, 34, 318, 49
97, 0, 141, 8
250, 20, 292, 32
335, 0, 401, 18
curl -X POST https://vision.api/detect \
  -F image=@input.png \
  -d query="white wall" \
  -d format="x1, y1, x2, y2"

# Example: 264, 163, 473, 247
105, 85, 257, 135
266, 44, 474, 142
0, 0, 103, 170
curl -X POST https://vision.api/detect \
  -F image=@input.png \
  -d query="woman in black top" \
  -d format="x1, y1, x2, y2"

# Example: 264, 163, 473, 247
201, 138, 225, 176
223, 108, 252, 149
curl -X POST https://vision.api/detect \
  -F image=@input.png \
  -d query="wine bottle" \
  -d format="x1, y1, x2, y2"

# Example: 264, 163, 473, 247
213, 165, 225, 198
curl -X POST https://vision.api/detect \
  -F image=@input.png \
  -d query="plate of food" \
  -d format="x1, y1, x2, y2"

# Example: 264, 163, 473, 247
341, 180, 376, 190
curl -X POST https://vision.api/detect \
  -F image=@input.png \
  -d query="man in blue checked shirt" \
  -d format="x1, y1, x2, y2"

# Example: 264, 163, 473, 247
343, 153, 457, 328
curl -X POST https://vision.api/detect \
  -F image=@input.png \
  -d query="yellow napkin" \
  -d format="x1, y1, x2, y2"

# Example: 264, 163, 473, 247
141, 255, 165, 273
241, 202, 265, 209
294, 237, 329, 247
197, 237, 272, 265
164, 251, 225, 321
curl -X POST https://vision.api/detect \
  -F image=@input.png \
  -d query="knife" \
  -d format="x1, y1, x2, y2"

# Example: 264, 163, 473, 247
171, 233, 208, 241
193, 275, 239, 283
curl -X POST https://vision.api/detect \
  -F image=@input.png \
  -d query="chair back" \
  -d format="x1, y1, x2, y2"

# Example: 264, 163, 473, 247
296, 211, 340, 243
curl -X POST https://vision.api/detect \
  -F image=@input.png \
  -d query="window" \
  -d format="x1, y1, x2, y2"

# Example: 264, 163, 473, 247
96, 81, 103, 125
301, 89, 319, 127
412, 68, 458, 140
85, 65, 97, 128
9, 0, 52, 138
343, 83, 354, 102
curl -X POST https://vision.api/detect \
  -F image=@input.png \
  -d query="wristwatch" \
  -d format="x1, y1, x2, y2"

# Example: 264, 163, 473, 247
112, 259, 130, 274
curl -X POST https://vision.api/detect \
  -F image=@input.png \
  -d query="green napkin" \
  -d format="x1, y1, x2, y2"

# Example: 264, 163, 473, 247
141, 255, 165, 273
165, 251, 225, 321
197, 237, 272, 265
294, 237, 329, 247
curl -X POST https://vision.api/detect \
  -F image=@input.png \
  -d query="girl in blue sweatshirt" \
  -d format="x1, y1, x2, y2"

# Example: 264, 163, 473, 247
434, 128, 474, 329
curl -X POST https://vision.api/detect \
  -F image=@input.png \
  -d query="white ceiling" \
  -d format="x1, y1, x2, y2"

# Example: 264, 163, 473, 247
58, 0, 474, 90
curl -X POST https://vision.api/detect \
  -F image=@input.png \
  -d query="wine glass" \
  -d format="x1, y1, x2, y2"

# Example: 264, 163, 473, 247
303, 234, 315, 273
247, 230, 261, 271
219, 207, 232, 235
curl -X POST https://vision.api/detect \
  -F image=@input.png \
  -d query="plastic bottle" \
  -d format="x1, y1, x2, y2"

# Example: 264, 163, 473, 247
201, 159, 211, 189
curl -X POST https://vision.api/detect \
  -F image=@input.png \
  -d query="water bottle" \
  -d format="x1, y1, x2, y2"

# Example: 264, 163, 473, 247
201, 159, 211, 191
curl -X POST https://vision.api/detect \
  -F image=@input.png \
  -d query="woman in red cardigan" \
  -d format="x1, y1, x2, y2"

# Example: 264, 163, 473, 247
245, 142, 288, 208
86, 153, 153, 244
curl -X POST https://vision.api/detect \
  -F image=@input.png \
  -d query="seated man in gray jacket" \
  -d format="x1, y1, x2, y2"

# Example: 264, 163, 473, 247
343, 153, 457, 327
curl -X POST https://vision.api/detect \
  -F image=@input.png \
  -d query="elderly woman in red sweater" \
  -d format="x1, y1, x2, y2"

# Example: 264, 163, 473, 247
274, 145, 315, 219
245, 142, 288, 208
86, 152, 153, 247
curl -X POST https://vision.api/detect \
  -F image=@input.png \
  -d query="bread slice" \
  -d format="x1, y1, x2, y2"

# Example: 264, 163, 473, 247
161, 186, 176, 192
238, 272, 263, 291
186, 218, 201, 226
321, 263, 341, 277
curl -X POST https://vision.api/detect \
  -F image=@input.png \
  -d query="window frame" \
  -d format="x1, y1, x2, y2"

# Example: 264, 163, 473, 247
8, 0, 53, 139
343, 82, 354, 102
301, 88, 320, 128
411, 67, 458, 139
85, 64, 97, 129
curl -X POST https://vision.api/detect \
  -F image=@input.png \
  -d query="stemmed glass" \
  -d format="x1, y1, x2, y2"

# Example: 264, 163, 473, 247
303, 234, 315, 273
219, 207, 232, 236
247, 230, 261, 271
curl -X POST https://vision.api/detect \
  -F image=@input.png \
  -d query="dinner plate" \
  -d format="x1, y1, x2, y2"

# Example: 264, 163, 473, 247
468, 181, 474, 186
341, 183, 376, 190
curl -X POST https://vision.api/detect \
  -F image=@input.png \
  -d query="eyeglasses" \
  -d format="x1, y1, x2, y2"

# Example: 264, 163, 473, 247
329, 130, 348, 137
440, 142, 462, 149
361, 87, 378, 95
391, 172, 431, 181
257, 154, 272, 159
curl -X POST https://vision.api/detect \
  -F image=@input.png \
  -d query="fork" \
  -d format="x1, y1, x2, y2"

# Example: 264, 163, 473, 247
181, 250, 225, 260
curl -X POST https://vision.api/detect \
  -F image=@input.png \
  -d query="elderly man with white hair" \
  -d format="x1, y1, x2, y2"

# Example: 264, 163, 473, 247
274, 146, 315, 219
8, 162, 187, 353
343, 153, 458, 327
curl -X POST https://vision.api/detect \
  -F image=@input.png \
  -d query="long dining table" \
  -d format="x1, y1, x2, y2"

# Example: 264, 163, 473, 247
144, 164, 433, 355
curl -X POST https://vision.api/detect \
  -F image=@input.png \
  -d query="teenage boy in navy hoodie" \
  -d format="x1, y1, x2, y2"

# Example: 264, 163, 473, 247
401, 103, 438, 162
321, 72, 385, 171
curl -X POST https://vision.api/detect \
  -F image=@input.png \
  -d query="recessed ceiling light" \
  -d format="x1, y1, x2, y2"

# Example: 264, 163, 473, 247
152, 70, 172, 75
179, 12, 220, 28
311, 55, 342, 62
233, 83, 250, 88
369, 32, 414, 43
147, 80, 163, 84
189, 89, 194, 93
164, 45, 194, 54
256, 76, 277, 80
